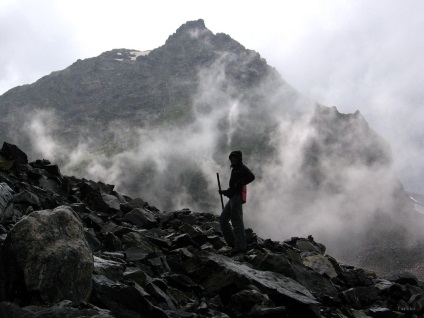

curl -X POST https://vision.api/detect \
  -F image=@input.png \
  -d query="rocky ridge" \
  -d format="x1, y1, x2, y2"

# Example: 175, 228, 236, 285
1, 142, 424, 318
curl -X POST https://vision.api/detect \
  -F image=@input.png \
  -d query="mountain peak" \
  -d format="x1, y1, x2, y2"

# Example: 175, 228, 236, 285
165, 19, 213, 45
175, 19, 206, 33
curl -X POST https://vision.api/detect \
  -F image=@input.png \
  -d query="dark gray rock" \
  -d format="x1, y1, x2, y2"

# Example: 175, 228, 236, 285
342, 286, 379, 309
147, 256, 171, 275
334, 269, 374, 288
102, 232, 123, 251
121, 231, 160, 253
123, 208, 158, 228
290, 262, 339, 300
79, 181, 120, 214
146, 235, 172, 249
0, 203, 22, 224
38, 176, 61, 193
91, 275, 169, 318
23, 300, 115, 318
125, 247, 151, 262
408, 293, 424, 313
0, 183, 14, 215
146, 280, 177, 310
172, 233, 200, 249
386, 272, 419, 286
163, 273, 203, 293
0, 142, 28, 164
285, 237, 326, 255
84, 228, 102, 252
0, 206, 93, 304
302, 254, 339, 278
367, 307, 400, 318
101, 193, 121, 211
13, 190, 41, 208
93, 255, 125, 281
250, 251, 297, 279
225, 289, 274, 317
82, 212, 104, 231
0, 301, 34, 318
39, 164, 61, 177
248, 305, 288, 318
187, 252, 321, 317
123, 267, 149, 286
127, 197, 146, 209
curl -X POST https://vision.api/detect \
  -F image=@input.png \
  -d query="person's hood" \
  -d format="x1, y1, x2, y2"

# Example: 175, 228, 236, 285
229, 150, 243, 163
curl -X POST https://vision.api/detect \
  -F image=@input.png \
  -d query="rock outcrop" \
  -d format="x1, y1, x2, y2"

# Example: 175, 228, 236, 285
1, 142, 424, 317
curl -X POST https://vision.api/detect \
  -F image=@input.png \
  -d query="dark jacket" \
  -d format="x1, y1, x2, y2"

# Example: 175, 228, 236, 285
224, 151, 255, 197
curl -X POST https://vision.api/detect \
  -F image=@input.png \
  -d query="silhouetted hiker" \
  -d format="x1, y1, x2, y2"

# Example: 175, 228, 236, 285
219, 150, 255, 254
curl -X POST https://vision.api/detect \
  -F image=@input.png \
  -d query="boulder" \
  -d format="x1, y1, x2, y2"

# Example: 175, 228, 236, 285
0, 142, 28, 165
0, 206, 93, 304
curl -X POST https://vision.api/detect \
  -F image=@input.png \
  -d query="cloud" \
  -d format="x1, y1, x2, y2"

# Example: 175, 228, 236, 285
0, 1, 81, 94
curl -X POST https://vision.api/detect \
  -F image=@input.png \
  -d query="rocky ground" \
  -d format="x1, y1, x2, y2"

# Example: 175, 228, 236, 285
1, 141, 424, 318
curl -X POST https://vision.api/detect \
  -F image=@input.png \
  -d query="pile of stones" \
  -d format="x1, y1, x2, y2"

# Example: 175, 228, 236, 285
0, 142, 423, 318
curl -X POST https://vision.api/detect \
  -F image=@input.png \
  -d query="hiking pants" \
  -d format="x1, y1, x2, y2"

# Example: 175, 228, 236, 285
220, 193, 246, 251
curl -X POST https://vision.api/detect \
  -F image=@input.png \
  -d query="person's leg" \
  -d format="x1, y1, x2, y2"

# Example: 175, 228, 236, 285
230, 194, 246, 251
219, 199, 235, 247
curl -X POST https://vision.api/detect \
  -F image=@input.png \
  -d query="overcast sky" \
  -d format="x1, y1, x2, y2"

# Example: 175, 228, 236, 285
1, 0, 423, 193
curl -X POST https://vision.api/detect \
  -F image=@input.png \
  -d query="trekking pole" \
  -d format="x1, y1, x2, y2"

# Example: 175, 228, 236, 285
216, 173, 225, 211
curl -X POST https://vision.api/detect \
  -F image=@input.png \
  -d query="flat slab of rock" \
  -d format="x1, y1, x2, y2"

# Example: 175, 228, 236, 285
188, 252, 321, 317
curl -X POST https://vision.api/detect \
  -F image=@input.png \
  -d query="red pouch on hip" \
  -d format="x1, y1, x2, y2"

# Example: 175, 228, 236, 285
242, 185, 247, 204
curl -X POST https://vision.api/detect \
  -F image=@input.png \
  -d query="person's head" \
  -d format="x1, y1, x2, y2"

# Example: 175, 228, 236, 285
229, 150, 242, 166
